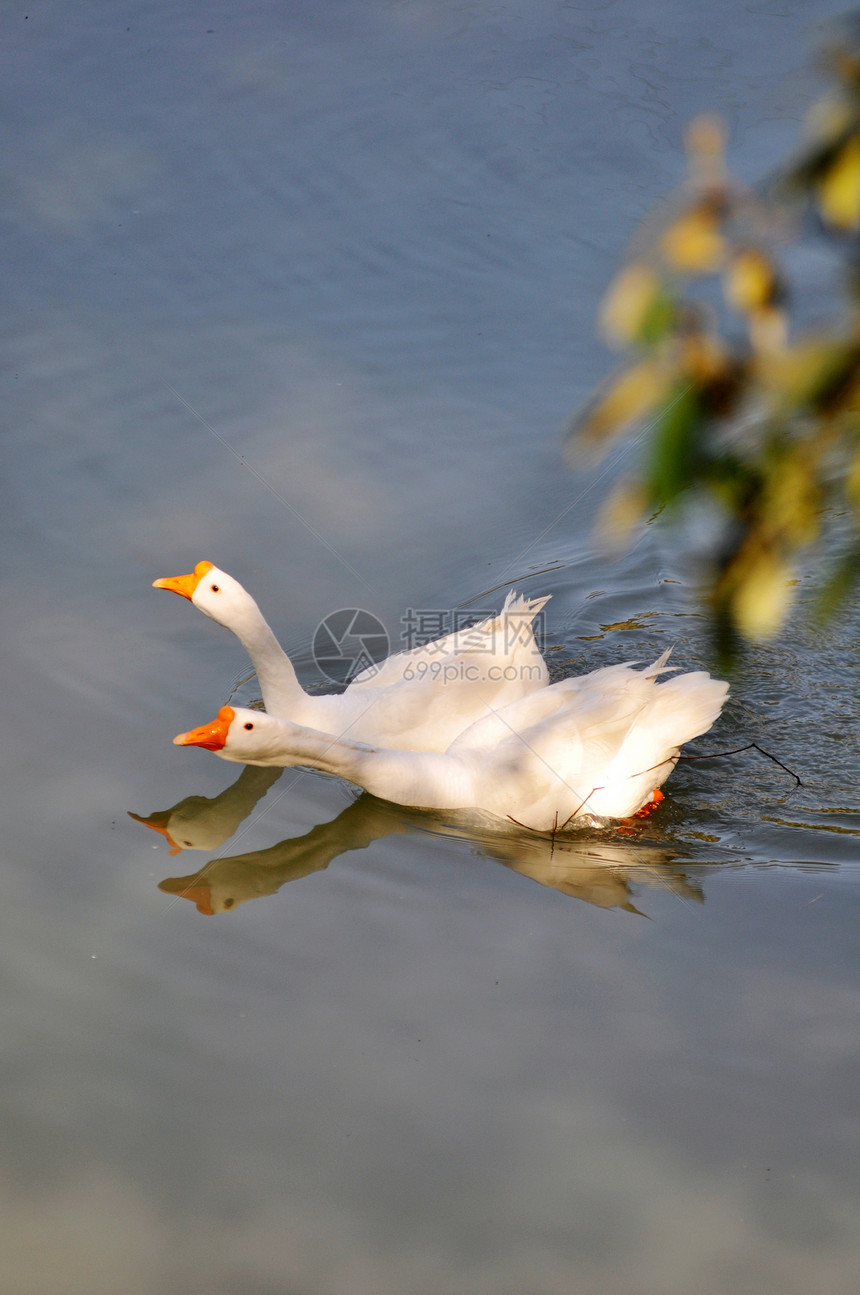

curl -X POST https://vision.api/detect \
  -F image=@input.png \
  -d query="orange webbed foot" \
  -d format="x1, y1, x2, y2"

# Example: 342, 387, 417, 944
633, 788, 665, 819
616, 789, 665, 833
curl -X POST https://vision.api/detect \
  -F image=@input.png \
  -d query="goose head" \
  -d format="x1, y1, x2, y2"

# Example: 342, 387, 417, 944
157, 874, 218, 915
173, 705, 293, 764
153, 561, 260, 631
127, 808, 184, 855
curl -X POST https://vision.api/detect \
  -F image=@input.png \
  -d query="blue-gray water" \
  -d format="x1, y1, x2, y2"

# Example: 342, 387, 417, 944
3, 3, 859, 1292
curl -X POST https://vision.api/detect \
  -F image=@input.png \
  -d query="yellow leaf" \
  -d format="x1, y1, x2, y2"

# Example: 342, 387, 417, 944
763, 452, 821, 545
724, 248, 777, 313
596, 481, 649, 549
600, 263, 663, 346
732, 551, 795, 641
818, 136, 860, 229
804, 95, 852, 148
578, 361, 668, 442
661, 206, 725, 273
756, 340, 855, 408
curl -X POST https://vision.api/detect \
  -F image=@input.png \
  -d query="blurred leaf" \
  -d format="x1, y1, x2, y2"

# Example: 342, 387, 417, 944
661, 204, 726, 273
571, 28, 860, 654
577, 359, 670, 444
762, 446, 821, 544
828, 42, 860, 91
779, 97, 853, 194
596, 480, 651, 549
818, 135, 860, 229
648, 383, 703, 506
706, 455, 760, 512
748, 306, 787, 354
729, 547, 796, 641
806, 95, 854, 149
756, 339, 859, 411
600, 263, 675, 347
724, 247, 779, 314
679, 332, 740, 414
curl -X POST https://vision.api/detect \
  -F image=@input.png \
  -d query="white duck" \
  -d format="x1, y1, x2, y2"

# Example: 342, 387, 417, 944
173, 651, 728, 829
154, 561, 550, 751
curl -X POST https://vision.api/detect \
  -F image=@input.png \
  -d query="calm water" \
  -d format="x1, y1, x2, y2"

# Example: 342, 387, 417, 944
3, 2, 859, 1292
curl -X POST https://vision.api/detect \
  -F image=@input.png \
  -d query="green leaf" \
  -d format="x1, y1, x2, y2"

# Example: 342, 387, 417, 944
647, 384, 704, 507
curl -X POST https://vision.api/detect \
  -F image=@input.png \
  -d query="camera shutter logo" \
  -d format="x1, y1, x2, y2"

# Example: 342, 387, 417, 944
312, 609, 390, 685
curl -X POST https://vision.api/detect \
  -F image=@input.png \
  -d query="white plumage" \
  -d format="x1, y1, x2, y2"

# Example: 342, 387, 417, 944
155, 562, 549, 752
174, 649, 728, 830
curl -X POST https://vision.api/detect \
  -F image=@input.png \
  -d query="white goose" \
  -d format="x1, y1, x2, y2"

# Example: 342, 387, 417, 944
174, 651, 728, 829
154, 562, 550, 751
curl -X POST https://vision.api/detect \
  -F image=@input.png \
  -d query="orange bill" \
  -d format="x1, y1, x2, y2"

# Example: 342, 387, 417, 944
127, 810, 183, 855
152, 560, 214, 600
173, 706, 235, 752
158, 876, 215, 915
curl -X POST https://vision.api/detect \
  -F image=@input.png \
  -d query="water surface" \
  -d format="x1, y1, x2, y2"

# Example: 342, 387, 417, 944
3, 3, 859, 1293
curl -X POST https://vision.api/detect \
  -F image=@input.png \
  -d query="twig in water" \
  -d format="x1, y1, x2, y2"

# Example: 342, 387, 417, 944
679, 742, 802, 787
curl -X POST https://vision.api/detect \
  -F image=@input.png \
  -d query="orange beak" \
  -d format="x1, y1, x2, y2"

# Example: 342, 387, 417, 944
152, 560, 214, 600
127, 810, 183, 855
174, 705, 235, 752
173, 709, 233, 751
158, 876, 215, 915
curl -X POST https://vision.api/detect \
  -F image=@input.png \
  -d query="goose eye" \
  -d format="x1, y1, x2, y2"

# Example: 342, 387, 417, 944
223, 898, 235, 909
244, 722, 254, 730
210, 583, 220, 593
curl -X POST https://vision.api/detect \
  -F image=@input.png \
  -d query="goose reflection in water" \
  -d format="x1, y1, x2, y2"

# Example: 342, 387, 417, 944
157, 793, 411, 914
134, 769, 704, 917
129, 765, 282, 855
